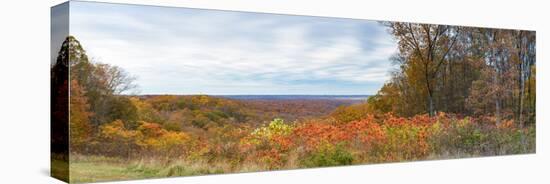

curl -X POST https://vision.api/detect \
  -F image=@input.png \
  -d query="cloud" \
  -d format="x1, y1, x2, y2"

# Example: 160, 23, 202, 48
51, 2, 69, 65
69, 1, 398, 95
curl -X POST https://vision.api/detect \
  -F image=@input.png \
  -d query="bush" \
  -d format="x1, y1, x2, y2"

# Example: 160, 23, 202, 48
377, 125, 429, 161
301, 143, 354, 167
240, 118, 295, 169
242, 118, 294, 147
428, 117, 535, 157
98, 120, 141, 157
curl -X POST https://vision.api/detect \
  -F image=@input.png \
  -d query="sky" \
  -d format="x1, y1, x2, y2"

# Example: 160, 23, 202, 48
51, 2, 69, 65
63, 1, 398, 95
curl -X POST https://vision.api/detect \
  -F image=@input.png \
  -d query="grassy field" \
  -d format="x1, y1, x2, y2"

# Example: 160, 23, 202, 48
51, 158, 69, 182
69, 155, 231, 183
68, 153, 535, 183
69, 156, 144, 183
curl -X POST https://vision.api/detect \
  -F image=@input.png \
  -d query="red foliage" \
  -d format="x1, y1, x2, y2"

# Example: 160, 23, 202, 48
293, 115, 386, 151
293, 122, 342, 150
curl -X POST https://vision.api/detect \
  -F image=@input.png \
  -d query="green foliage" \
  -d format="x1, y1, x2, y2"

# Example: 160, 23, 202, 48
162, 122, 182, 132
367, 82, 399, 114
301, 143, 354, 167
107, 97, 139, 129
428, 118, 536, 156
206, 110, 229, 122
130, 97, 164, 124
375, 125, 427, 161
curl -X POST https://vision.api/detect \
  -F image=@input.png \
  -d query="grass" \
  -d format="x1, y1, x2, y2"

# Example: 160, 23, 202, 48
69, 155, 227, 183
69, 146, 535, 183
51, 158, 69, 182
69, 156, 145, 183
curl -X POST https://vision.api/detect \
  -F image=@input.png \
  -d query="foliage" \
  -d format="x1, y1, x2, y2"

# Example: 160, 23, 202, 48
330, 103, 371, 124
98, 120, 141, 158
136, 122, 192, 158
373, 24, 536, 126
250, 118, 294, 140
301, 143, 354, 167
62, 35, 536, 181
240, 119, 295, 169
69, 79, 92, 151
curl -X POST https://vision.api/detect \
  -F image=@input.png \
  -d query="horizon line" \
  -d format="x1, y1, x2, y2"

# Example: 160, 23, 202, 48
123, 94, 373, 96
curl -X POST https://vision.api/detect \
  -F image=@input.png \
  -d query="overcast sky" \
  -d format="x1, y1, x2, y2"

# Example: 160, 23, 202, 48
66, 1, 398, 95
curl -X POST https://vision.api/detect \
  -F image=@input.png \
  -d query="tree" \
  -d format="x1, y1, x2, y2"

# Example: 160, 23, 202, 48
107, 96, 139, 129
375, 23, 535, 124
466, 29, 536, 125
367, 80, 400, 114
51, 35, 71, 157
69, 80, 93, 151
384, 23, 460, 116
512, 31, 536, 127
466, 67, 498, 116
93, 63, 138, 95
65, 36, 138, 127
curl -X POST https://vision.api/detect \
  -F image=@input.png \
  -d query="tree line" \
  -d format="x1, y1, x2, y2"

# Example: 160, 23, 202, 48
51, 24, 536, 181
368, 23, 535, 127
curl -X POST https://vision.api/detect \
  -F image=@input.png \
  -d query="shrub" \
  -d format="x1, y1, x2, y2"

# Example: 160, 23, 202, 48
377, 125, 429, 161
136, 122, 195, 158
301, 143, 354, 167
98, 120, 141, 157
251, 118, 293, 138
242, 118, 294, 147
240, 118, 295, 169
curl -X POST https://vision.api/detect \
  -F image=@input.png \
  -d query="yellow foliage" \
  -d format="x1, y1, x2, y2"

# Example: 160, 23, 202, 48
330, 103, 371, 124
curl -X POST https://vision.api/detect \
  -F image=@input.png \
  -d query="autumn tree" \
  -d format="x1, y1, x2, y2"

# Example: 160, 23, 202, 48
107, 96, 139, 129
69, 79, 92, 152
65, 36, 138, 128
366, 79, 400, 114
512, 31, 536, 127
466, 29, 536, 125
51, 35, 70, 158
383, 23, 460, 116
374, 23, 535, 125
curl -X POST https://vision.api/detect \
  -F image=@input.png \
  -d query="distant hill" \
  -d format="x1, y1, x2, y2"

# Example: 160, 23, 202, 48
132, 95, 368, 129
219, 95, 370, 101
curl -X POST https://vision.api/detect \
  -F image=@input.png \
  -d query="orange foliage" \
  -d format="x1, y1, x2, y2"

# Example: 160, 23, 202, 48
293, 122, 341, 150
137, 122, 165, 138
69, 80, 93, 150
293, 115, 385, 151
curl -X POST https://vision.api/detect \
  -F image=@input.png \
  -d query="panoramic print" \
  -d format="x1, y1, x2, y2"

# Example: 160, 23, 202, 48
51, 1, 536, 183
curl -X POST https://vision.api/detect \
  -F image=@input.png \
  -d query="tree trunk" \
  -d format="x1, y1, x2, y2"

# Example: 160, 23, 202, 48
492, 31, 501, 125
429, 95, 434, 116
